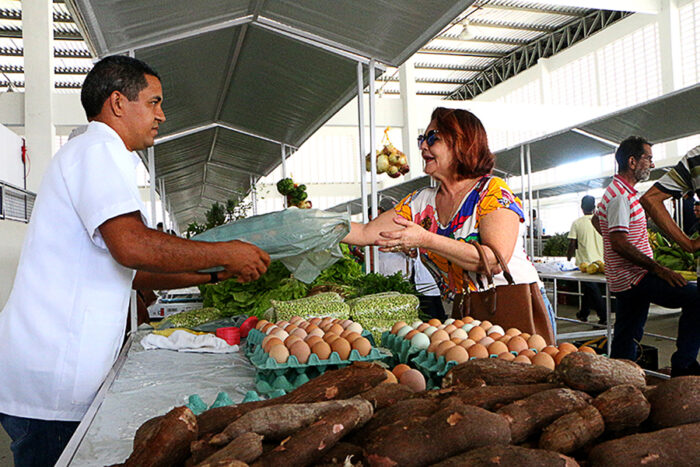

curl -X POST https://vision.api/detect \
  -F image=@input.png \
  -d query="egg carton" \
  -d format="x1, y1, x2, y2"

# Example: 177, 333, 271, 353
254, 368, 322, 397
410, 349, 527, 387
248, 341, 390, 372
380, 332, 423, 365
246, 328, 377, 358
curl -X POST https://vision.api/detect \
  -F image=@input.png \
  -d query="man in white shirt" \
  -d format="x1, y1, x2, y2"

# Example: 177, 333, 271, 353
567, 195, 607, 324
0, 56, 270, 466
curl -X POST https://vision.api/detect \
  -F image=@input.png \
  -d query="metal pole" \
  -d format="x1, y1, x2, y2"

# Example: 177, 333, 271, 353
250, 175, 258, 216
281, 144, 287, 209
159, 178, 167, 231
357, 62, 370, 274
148, 147, 157, 228
168, 200, 179, 235
536, 191, 541, 257
368, 58, 379, 273
605, 283, 612, 355
130, 290, 138, 336
526, 144, 534, 258
520, 145, 527, 254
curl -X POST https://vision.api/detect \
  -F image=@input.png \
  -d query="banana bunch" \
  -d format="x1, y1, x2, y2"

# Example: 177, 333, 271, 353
654, 245, 695, 271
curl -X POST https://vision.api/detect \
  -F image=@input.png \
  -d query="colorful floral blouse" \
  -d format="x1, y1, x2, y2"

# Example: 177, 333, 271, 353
394, 175, 540, 299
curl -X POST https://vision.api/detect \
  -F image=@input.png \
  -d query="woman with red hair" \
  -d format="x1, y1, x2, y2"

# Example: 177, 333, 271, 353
344, 107, 553, 329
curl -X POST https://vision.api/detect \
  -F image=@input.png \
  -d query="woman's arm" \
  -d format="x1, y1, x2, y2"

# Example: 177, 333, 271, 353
342, 209, 403, 246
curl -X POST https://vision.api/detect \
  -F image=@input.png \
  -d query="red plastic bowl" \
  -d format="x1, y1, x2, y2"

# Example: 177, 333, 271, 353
239, 316, 258, 338
216, 327, 241, 346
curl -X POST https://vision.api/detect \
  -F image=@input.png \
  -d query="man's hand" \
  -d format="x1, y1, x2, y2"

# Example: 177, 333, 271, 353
219, 240, 270, 283
653, 264, 688, 288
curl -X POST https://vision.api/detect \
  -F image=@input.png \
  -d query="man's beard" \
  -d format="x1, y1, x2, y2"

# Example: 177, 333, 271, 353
635, 167, 651, 182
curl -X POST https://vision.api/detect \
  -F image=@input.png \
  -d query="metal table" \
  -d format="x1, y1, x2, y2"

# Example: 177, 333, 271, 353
57, 329, 257, 466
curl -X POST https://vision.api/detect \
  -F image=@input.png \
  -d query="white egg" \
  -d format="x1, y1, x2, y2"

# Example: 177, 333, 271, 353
487, 325, 505, 335
471, 320, 481, 326
444, 318, 455, 325
410, 333, 430, 350
411, 320, 424, 329
346, 322, 363, 334
462, 323, 475, 332
423, 325, 438, 337
397, 326, 412, 338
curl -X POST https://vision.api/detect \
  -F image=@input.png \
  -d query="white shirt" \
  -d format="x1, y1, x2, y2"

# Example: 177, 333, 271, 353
0, 121, 149, 421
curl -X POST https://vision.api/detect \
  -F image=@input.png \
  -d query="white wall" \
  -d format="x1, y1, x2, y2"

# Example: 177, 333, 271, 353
0, 220, 27, 308
0, 123, 23, 187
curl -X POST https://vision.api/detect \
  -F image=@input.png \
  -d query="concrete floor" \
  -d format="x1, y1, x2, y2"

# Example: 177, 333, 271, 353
0, 303, 687, 466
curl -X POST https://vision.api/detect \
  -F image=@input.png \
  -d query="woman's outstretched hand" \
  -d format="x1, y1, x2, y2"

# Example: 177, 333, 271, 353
376, 216, 430, 252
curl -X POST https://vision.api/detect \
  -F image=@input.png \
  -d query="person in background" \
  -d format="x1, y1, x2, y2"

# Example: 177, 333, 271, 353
595, 137, 699, 376
689, 201, 700, 237
567, 195, 606, 324
342, 107, 555, 332
530, 209, 543, 237
156, 221, 164, 231
0, 56, 270, 466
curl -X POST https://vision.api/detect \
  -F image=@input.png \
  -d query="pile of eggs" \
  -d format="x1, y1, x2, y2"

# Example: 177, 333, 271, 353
385, 363, 427, 392
254, 316, 372, 364
391, 318, 596, 370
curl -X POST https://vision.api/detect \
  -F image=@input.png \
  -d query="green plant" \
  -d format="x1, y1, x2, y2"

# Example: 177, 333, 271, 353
543, 232, 570, 257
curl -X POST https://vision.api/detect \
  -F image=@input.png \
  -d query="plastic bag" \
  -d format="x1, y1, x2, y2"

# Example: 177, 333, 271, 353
193, 208, 350, 284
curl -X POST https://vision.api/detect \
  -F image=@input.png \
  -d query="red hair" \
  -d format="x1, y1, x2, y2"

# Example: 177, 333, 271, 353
430, 107, 494, 180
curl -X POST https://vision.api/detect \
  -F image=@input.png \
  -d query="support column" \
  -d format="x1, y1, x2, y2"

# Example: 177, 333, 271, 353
148, 147, 156, 227
538, 57, 552, 106
22, 0, 55, 192
399, 57, 421, 180
658, 0, 682, 161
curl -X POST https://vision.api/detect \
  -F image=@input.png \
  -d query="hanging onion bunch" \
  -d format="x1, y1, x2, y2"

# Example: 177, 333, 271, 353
365, 143, 409, 179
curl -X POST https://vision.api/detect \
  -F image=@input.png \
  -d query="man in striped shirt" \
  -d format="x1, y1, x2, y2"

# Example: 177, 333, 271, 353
595, 137, 699, 377
640, 144, 700, 376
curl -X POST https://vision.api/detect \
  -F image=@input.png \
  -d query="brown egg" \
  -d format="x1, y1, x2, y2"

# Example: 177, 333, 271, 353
307, 327, 324, 338
436, 340, 456, 357
518, 349, 537, 359
498, 335, 512, 344
478, 336, 495, 347
427, 341, 441, 354
319, 322, 332, 332
391, 321, 408, 334
427, 318, 442, 327
437, 324, 447, 330
262, 336, 283, 353
527, 334, 547, 352
513, 354, 532, 364
498, 351, 516, 361
505, 327, 521, 336
276, 320, 289, 329
479, 320, 493, 331
405, 330, 420, 340
345, 331, 362, 343
289, 340, 311, 364
392, 364, 411, 380
340, 319, 353, 329
487, 341, 509, 356
558, 342, 578, 353
430, 329, 450, 344
507, 336, 529, 354
255, 319, 269, 331
323, 333, 339, 343
289, 316, 302, 325
399, 369, 426, 392
445, 345, 470, 364
453, 319, 465, 328
578, 346, 597, 354
311, 341, 332, 360
305, 323, 319, 332
330, 337, 351, 360
488, 332, 503, 340
309, 317, 322, 325
450, 328, 468, 340
417, 323, 430, 332
383, 369, 398, 384
462, 316, 474, 324
291, 328, 307, 339
329, 323, 344, 336
520, 333, 531, 341
531, 352, 556, 370
468, 326, 486, 342
321, 317, 334, 326
298, 321, 310, 330
459, 338, 476, 350
468, 343, 489, 359
304, 335, 323, 347
450, 337, 465, 345
268, 344, 289, 364
444, 324, 457, 334
271, 328, 289, 341
262, 323, 276, 334
351, 337, 372, 357
284, 323, 298, 333
284, 335, 302, 348
554, 350, 572, 365
541, 345, 559, 356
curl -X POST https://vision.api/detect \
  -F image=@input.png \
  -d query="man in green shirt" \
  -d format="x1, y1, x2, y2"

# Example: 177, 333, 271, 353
568, 195, 606, 324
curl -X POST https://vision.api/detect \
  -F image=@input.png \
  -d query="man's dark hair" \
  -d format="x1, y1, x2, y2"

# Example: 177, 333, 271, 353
81, 55, 160, 119
581, 195, 595, 214
615, 136, 651, 172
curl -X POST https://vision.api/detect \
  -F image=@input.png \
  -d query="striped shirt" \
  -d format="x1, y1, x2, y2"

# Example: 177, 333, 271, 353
654, 145, 700, 198
597, 175, 653, 292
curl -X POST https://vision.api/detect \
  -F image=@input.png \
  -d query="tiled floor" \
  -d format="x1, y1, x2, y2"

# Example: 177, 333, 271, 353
0, 303, 687, 466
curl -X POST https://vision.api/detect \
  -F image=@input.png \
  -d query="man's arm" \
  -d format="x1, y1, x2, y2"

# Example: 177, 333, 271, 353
99, 211, 270, 282
609, 231, 686, 287
566, 239, 577, 261
640, 186, 693, 252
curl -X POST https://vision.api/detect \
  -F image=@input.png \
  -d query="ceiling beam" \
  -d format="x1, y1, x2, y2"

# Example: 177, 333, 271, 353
0, 80, 81, 89
527, 0, 659, 14
0, 45, 91, 58
480, 4, 586, 17
382, 76, 470, 85
417, 47, 505, 59
0, 7, 75, 23
466, 20, 557, 33
436, 35, 528, 46
0, 64, 91, 75
414, 63, 484, 72
0, 25, 83, 40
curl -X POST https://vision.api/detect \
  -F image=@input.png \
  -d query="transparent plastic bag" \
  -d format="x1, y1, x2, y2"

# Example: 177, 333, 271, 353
193, 208, 350, 283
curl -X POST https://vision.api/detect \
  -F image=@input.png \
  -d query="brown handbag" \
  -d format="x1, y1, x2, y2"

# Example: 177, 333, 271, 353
452, 241, 556, 345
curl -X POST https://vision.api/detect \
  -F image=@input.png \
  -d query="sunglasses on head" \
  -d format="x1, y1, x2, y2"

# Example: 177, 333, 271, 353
417, 129, 439, 149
